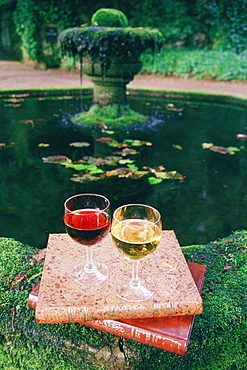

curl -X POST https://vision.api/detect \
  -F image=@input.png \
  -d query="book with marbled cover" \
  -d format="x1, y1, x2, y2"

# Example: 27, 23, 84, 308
29, 262, 205, 355
35, 231, 203, 323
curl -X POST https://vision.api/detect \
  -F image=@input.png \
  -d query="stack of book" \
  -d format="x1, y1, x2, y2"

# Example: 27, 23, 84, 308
29, 231, 206, 355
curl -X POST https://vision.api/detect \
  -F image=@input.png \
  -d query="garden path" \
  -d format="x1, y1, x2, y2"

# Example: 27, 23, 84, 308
0, 60, 246, 99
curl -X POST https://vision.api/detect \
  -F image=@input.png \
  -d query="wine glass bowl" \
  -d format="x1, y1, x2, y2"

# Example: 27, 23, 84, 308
111, 204, 162, 301
64, 193, 111, 285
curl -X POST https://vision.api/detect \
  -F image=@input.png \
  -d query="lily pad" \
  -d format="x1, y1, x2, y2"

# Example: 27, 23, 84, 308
148, 177, 163, 185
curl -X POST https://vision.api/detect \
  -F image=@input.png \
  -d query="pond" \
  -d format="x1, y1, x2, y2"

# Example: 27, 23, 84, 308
0, 89, 246, 249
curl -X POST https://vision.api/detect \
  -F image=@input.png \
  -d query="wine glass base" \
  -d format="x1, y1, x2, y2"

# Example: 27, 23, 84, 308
115, 276, 155, 302
71, 262, 109, 286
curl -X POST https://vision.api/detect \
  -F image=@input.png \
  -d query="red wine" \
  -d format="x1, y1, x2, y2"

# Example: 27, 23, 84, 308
64, 209, 111, 245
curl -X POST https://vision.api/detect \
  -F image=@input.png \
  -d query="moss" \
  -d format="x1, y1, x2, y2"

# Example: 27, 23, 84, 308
0, 231, 246, 369
91, 8, 128, 28
73, 103, 147, 127
59, 26, 163, 72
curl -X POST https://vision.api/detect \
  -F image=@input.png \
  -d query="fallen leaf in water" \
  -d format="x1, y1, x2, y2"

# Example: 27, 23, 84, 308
172, 144, 183, 150
69, 142, 90, 147
148, 177, 163, 185
119, 148, 138, 156
96, 137, 116, 143
202, 143, 239, 154
42, 156, 72, 164
38, 143, 50, 147
165, 103, 185, 111
236, 134, 247, 140
202, 143, 214, 149
118, 159, 134, 164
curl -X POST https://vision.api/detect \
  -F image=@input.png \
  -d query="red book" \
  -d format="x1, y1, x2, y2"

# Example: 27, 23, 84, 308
28, 261, 206, 355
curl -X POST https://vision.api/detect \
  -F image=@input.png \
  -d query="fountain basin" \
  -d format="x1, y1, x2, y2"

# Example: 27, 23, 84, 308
0, 87, 246, 248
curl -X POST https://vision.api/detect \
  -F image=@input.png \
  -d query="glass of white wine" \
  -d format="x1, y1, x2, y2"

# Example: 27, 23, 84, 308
111, 204, 162, 302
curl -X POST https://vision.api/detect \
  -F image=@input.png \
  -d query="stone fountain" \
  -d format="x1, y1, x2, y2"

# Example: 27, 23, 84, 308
59, 8, 164, 126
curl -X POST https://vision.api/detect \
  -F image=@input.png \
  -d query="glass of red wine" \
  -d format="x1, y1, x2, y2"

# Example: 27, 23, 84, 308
64, 193, 111, 285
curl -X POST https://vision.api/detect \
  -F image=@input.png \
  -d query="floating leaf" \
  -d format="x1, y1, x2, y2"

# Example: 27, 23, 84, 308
127, 164, 139, 171
148, 177, 163, 185
71, 174, 99, 183
68, 163, 104, 174
83, 155, 122, 166
119, 148, 138, 156
69, 142, 90, 147
210, 146, 235, 154
96, 137, 116, 143
172, 144, 183, 150
124, 139, 152, 147
0, 142, 16, 149
42, 156, 71, 164
202, 143, 214, 149
202, 143, 237, 155
165, 103, 185, 112
237, 134, 247, 140
108, 141, 128, 148
103, 130, 115, 134
119, 159, 134, 164
38, 143, 50, 147
155, 171, 184, 180
133, 170, 149, 177
227, 146, 240, 152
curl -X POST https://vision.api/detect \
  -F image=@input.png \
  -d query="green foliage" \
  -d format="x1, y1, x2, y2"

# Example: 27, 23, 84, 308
195, 0, 247, 53
13, 0, 81, 62
10, 0, 247, 64
91, 8, 128, 27
13, 0, 42, 61
141, 48, 247, 80
0, 231, 246, 369
129, 0, 196, 45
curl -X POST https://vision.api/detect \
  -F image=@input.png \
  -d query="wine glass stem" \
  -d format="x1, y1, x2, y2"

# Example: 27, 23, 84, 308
130, 260, 140, 288
84, 246, 94, 273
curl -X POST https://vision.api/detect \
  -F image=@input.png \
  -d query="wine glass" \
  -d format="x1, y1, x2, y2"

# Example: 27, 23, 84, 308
64, 193, 111, 285
111, 203, 162, 302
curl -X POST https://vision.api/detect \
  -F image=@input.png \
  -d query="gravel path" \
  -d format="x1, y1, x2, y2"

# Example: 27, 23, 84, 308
0, 60, 247, 99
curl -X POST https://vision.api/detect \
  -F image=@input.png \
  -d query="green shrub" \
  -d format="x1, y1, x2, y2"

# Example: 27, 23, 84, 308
141, 48, 247, 80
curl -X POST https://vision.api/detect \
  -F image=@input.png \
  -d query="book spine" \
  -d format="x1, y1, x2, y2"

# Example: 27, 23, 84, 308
35, 300, 202, 323
29, 286, 186, 354
80, 319, 187, 355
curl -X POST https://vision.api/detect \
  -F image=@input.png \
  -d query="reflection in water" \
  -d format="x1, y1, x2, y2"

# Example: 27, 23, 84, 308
0, 92, 246, 248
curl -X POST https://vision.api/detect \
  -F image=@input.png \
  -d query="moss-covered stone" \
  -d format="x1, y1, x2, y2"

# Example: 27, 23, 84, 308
73, 103, 147, 127
59, 26, 164, 70
1, 231, 246, 369
91, 8, 128, 28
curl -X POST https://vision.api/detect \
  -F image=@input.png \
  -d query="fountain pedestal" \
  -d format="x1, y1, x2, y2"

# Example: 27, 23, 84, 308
86, 59, 143, 106
73, 57, 147, 126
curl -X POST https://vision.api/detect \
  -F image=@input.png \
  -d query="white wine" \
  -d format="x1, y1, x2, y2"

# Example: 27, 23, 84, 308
111, 219, 162, 260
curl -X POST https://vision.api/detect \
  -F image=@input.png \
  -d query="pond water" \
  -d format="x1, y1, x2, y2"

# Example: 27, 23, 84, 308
0, 90, 247, 249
